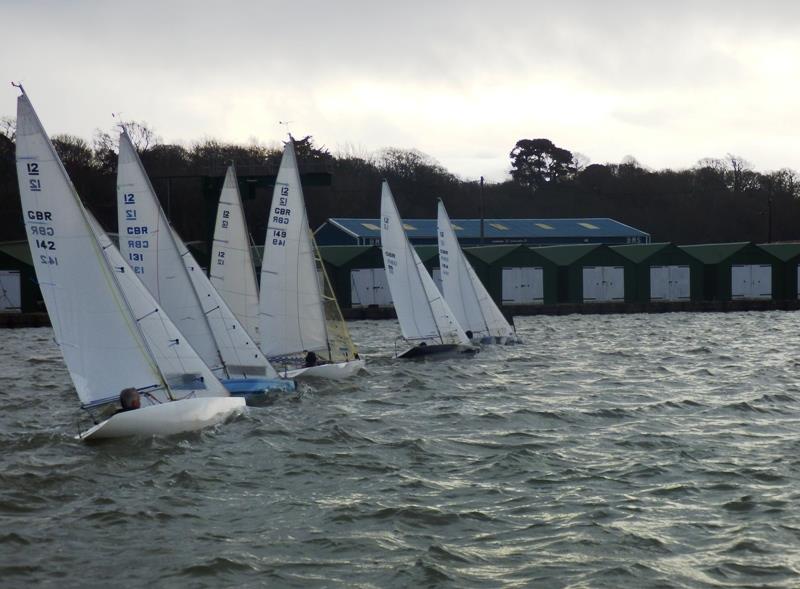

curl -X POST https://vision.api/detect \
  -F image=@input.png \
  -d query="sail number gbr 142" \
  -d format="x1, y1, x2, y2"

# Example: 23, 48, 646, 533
25, 162, 59, 266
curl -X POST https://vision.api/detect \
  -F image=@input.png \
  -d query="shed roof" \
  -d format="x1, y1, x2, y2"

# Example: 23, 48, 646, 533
758, 243, 800, 261
680, 242, 751, 264
320, 217, 650, 240
319, 245, 375, 266
414, 245, 440, 263
464, 244, 528, 264
610, 242, 672, 263
0, 241, 32, 265
532, 244, 603, 265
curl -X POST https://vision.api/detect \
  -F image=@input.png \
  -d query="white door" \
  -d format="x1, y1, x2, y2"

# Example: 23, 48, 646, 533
584, 266, 624, 302
669, 266, 691, 300
732, 264, 772, 299
502, 267, 543, 304
502, 267, 521, 304
351, 268, 393, 307
372, 268, 392, 306
650, 266, 669, 300
651, 265, 690, 301
796, 264, 800, 299
604, 267, 625, 301
0, 270, 21, 312
350, 269, 374, 307
582, 266, 603, 302
751, 264, 772, 299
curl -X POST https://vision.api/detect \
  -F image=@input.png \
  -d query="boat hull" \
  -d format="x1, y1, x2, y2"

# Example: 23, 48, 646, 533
222, 377, 296, 396
396, 344, 479, 359
281, 359, 366, 380
77, 397, 246, 441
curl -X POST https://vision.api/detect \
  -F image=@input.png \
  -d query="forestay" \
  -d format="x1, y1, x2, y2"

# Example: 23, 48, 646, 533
437, 200, 515, 340
380, 182, 470, 346
15, 91, 228, 408
210, 166, 260, 343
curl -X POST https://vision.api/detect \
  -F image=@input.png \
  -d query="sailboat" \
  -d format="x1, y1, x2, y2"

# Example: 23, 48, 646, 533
14, 87, 245, 440
380, 181, 478, 359
210, 165, 260, 345
259, 139, 364, 379
437, 200, 519, 344
116, 130, 294, 397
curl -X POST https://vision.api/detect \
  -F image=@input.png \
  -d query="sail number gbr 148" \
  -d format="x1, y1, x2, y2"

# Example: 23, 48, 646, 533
270, 185, 291, 247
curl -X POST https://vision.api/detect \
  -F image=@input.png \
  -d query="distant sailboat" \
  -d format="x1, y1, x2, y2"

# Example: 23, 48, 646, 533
116, 130, 294, 397
380, 181, 478, 358
14, 87, 244, 440
259, 139, 364, 379
210, 165, 260, 344
437, 200, 519, 344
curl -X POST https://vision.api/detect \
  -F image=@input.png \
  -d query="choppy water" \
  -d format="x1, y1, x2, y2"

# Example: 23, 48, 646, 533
2, 312, 800, 588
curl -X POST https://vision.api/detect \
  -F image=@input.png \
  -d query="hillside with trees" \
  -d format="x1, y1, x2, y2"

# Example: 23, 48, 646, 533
2, 119, 799, 260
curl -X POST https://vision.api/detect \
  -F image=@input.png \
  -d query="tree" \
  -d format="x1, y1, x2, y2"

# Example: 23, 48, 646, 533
509, 138, 574, 189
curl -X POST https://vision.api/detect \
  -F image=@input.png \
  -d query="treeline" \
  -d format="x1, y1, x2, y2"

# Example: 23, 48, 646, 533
2, 119, 799, 253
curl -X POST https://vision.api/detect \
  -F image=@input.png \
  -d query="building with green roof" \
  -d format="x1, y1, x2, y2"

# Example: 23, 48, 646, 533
610, 243, 704, 302
533, 244, 637, 303
680, 243, 781, 301
463, 245, 558, 305
757, 242, 800, 300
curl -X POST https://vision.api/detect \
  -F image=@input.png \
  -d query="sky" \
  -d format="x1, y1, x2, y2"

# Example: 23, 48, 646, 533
3, 0, 800, 182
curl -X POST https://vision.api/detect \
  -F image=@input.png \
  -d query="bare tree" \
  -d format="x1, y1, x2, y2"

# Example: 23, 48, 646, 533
0, 116, 15, 141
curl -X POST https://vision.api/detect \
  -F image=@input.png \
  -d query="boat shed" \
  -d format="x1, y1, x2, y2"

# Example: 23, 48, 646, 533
756, 243, 800, 300
533, 244, 636, 303
610, 243, 704, 302
318, 245, 391, 308
463, 245, 558, 305
0, 240, 41, 313
315, 218, 651, 247
680, 242, 781, 301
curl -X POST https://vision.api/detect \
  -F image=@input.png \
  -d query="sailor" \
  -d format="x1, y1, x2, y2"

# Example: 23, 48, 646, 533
304, 350, 318, 367
117, 387, 141, 413
465, 330, 474, 340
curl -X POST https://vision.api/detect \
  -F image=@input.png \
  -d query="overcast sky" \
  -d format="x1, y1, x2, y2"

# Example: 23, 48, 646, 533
3, 0, 800, 182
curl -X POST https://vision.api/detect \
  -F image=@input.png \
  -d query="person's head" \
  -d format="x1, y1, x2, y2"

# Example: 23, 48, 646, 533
120, 387, 141, 411
465, 330, 473, 340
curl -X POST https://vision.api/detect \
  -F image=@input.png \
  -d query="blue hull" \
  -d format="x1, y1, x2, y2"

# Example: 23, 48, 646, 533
222, 377, 297, 397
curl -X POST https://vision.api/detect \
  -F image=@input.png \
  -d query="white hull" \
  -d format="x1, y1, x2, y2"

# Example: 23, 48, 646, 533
281, 359, 365, 380
77, 397, 246, 441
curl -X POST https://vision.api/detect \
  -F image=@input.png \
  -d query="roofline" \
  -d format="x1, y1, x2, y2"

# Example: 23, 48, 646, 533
320, 219, 360, 239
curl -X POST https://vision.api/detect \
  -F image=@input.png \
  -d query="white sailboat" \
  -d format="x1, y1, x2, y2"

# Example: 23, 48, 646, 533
259, 139, 364, 379
116, 130, 294, 397
210, 165, 260, 344
437, 200, 519, 344
14, 87, 245, 440
380, 181, 478, 358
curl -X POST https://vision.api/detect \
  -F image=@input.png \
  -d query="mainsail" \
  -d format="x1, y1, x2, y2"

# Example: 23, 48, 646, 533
259, 139, 358, 363
15, 90, 229, 408
437, 200, 515, 340
380, 182, 470, 346
210, 166, 260, 344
